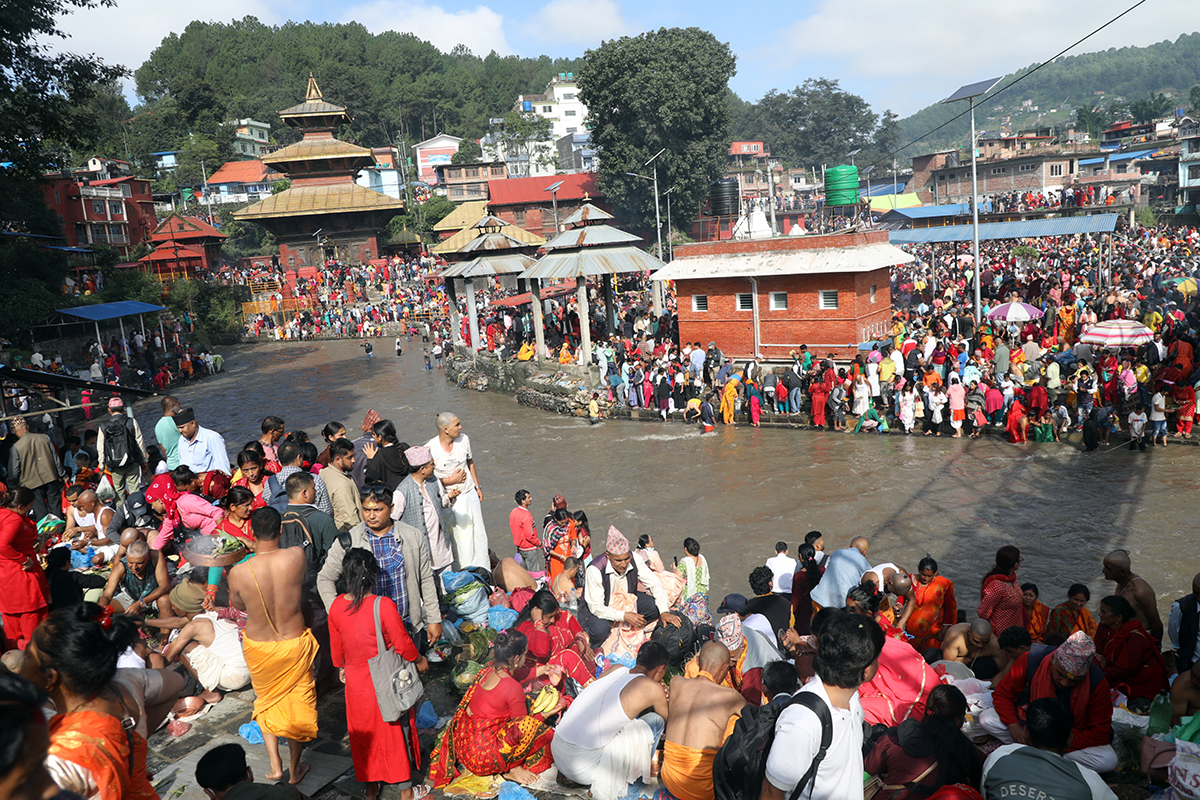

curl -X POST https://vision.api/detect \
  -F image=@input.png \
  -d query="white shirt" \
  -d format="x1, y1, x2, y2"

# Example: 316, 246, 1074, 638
584, 552, 670, 622
766, 554, 797, 593
1150, 392, 1167, 421
765, 679, 864, 800
426, 434, 475, 492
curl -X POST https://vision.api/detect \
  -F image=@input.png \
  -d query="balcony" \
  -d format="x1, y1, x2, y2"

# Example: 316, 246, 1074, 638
79, 185, 124, 199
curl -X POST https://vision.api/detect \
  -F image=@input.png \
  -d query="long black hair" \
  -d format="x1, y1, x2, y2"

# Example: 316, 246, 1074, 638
223, 485, 255, 510
492, 629, 529, 666
514, 589, 559, 628
796, 543, 821, 590
32, 602, 139, 696
372, 419, 400, 446
342, 548, 378, 612
0, 672, 47, 781
922, 684, 982, 787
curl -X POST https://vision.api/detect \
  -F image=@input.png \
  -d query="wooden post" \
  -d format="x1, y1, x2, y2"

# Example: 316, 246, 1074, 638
464, 279, 482, 351
529, 278, 545, 361
577, 276, 591, 368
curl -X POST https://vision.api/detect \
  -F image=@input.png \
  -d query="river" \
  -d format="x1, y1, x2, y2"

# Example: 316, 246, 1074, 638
135, 339, 1197, 625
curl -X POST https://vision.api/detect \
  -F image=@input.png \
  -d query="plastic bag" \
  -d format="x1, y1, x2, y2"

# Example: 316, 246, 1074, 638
498, 782, 536, 800
95, 475, 115, 503
1171, 738, 1200, 799
416, 700, 438, 729
487, 606, 519, 631
238, 721, 264, 744
1113, 706, 1149, 733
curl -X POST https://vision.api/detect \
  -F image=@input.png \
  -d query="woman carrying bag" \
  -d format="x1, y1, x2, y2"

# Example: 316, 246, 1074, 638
330, 548, 429, 800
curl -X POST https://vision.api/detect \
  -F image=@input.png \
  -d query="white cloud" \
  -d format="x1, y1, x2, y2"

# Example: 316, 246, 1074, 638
342, 0, 512, 56
51, 0, 277, 79
760, 0, 1199, 115
522, 0, 633, 45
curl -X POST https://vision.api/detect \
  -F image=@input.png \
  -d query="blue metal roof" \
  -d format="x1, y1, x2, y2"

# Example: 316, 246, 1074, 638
864, 183, 904, 196
889, 214, 1119, 244
882, 204, 970, 220
58, 301, 166, 321
1078, 148, 1155, 166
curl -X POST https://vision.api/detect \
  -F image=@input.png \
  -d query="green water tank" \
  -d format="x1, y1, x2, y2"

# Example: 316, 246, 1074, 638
826, 165, 860, 207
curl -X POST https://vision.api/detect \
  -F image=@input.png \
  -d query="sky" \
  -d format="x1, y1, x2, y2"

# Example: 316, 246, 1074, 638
53, 0, 1198, 118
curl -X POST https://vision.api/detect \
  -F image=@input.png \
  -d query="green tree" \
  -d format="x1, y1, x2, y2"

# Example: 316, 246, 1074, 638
271, 179, 291, 194
1128, 92, 1172, 123
1074, 105, 1109, 138
386, 195, 456, 244
451, 139, 483, 164
746, 78, 878, 169
490, 110, 555, 177
578, 27, 737, 232
1191, 85, 1200, 111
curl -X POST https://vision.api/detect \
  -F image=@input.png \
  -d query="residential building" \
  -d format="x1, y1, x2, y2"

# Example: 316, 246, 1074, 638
555, 133, 596, 173
80, 157, 133, 180
411, 133, 462, 185
910, 151, 958, 204
652, 231, 911, 360
40, 172, 157, 257
230, 119, 272, 158
486, 173, 604, 238
356, 148, 407, 200
725, 141, 779, 199
515, 73, 587, 140
1178, 119, 1200, 209
434, 162, 507, 202
927, 152, 1081, 205
152, 152, 180, 171
203, 160, 283, 205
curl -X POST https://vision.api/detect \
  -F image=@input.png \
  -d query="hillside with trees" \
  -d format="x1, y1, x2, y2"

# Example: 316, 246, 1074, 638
897, 32, 1200, 156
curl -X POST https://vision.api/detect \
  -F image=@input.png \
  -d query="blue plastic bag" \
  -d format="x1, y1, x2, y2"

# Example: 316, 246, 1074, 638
498, 782, 536, 800
487, 605, 519, 631
415, 700, 438, 730
238, 721, 264, 744
70, 548, 91, 570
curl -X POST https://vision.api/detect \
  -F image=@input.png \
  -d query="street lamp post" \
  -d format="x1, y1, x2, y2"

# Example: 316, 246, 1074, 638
943, 77, 1001, 324
664, 187, 676, 261
626, 149, 666, 316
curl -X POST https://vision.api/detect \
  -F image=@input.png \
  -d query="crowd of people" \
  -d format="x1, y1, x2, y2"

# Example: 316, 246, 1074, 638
1, 374, 1198, 800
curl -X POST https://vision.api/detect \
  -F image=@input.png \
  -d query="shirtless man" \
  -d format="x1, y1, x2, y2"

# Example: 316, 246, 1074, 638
661, 642, 747, 800
1103, 550, 1163, 643
490, 550, 538, 594
64, 489, 117, 565
942, 619, 1008, 682
98, 539, 171, 617
228, 507, 317, 785
162, 583, 251, 702
1172, 663, 1200, 726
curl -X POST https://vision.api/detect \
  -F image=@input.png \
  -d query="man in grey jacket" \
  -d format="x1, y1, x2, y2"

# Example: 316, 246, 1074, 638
316, 485, 442, 645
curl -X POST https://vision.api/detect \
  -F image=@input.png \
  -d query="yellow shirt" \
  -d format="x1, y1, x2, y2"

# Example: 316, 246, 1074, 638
588, 400, 599, 417
1134, 364, 1150, 385
880, 359, 896, 381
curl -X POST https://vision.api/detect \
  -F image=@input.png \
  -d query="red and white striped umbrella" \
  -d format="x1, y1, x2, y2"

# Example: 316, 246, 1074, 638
986, 302, 1043, 322
1079, 319, 1153, 347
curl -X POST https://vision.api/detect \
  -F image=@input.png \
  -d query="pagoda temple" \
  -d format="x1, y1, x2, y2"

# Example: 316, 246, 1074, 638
234, 75, 403, 267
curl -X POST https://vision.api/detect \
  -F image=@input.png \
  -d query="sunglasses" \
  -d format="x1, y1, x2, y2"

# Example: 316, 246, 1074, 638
359, 483, 393, 501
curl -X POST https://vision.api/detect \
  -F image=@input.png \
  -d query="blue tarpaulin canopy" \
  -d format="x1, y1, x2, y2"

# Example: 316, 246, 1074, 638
57, 301, 166, 321
888, 214, 1119, 244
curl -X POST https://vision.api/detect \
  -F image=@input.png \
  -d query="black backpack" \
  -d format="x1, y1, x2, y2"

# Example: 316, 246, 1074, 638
265, 475, 289, 514
649, 614, 696, 668
102, 414, 141, 466
713, 692, 832, 800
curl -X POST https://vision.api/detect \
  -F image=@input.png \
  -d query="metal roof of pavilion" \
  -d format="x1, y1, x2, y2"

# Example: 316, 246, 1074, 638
651, 242, 914, 282
431, 216, 544, 254
881, 204, 971, 220
560, 203, 614, 226
0, 365, 155, 397
434, 201, 489, 232
234, 183, 402, 220
525, 247, 664, 279
543, 225, 641, 249
440, 252, 538, 278
887, 214, 1119, 244
57, 301, 167, 321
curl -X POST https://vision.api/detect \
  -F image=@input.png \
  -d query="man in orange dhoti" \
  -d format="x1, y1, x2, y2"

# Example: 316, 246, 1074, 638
229, 508, 319, 784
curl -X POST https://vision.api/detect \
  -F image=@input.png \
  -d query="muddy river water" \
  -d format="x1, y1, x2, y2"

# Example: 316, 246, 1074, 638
134, 339, 1199, 624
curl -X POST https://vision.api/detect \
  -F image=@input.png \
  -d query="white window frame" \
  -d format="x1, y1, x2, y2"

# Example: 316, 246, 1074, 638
1050, 164, 1064, 177
736, 293, 753, 311
870, 284, 877, 304
818, 290, 839, 310
691, 294, 708, 312
769, 292, 788, 310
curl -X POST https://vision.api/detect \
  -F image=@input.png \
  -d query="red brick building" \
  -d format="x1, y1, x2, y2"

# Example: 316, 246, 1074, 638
40, 174, 157, 257
654, 232, 912, 360
486, 173, 604, 238
140, 213, 227, 279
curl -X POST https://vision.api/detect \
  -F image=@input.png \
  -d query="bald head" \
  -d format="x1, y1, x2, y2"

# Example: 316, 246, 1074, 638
119, 528, 146, 547
889, 573, 912, 597
75, 490, 98, 509
969, 618, 993, 639
1104, 550, 1131, 571
698, 641, 731, 673
435, 412, 458, 431
850, 537, 869, 555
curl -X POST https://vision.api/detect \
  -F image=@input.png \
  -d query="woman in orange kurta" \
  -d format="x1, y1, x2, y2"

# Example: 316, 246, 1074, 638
22, 604, 160, 800
1022, 583, 1050, 643
1044, 584, 1097, 643
905, 557, 957, 652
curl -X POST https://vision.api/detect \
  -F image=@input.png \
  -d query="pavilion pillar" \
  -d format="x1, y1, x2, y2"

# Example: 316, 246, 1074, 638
464, 279, 482, 351
446, 279, 463, 345
577, 277, 591, 368
94, 321, 103, 355
118, 318, 129, 363
529, 278, 546, 361
603, 274, 616, 339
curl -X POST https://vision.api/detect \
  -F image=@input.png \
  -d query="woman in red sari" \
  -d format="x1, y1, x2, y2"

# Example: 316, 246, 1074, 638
331, 549, 428, 800
216, 486, 257, 546
978, 546, 1027, 635
1174, 383, 1196, 438
1005, 396, 1029, 443
429, 630, 555, 787
809, 368, 831, 427
1043, 583, 1097, 644
1095, 595, 1168, 701
905, 556, 957, 652
21, 604, 159, 800
0, 487, 51, 650
513, 589, 595, 688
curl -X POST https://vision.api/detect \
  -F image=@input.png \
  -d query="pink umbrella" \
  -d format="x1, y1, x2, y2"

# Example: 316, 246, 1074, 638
1079, 319, 1153, 348
986, 302, 1044, 322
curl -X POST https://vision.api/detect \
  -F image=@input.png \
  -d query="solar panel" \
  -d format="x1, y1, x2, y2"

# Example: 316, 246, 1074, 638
942, 78, 1003, 104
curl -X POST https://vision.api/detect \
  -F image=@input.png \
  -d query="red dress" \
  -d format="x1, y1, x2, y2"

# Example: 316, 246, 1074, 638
515, 614, 595, 687
978, 574, 1027, 634
0, 508, 51, 649
329, 595, 422, 785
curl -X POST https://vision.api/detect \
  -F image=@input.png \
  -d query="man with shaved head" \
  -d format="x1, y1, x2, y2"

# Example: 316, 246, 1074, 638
661, 641, 747, 800
1103, 550, 1162, 643
941, 618, 1008, 681
811, 537, 872, 609
426, 411, 488, 568
63, 489, 117, 565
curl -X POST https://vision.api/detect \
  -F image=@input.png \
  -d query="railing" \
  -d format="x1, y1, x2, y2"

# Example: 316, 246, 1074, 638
79, 185, 124, 199
199, 191, 272, 205
241, 298, 314, 316
249, 279, 282, 294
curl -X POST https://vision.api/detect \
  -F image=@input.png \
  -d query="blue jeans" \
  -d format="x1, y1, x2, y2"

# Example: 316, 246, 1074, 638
640, 712, 666, 746
1151, 419, 1167, 438
789, 387, 804, 412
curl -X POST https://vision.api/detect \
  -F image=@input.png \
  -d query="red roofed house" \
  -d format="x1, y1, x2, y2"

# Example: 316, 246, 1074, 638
40, 173, 157, 258
140, 213, 227, 279
204, 160, 283, 205
486, 173, 605, 239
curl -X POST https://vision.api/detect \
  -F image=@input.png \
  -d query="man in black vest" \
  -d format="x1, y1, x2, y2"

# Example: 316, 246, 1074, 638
1169, 572, 1200, 674
580, 526, 681, 647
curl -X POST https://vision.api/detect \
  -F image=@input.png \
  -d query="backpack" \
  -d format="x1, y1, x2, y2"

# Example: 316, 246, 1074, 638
649, 614, 696, 668
102, 414, 141, 466
713, 692, 832, 800
265, 475, 289, 513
